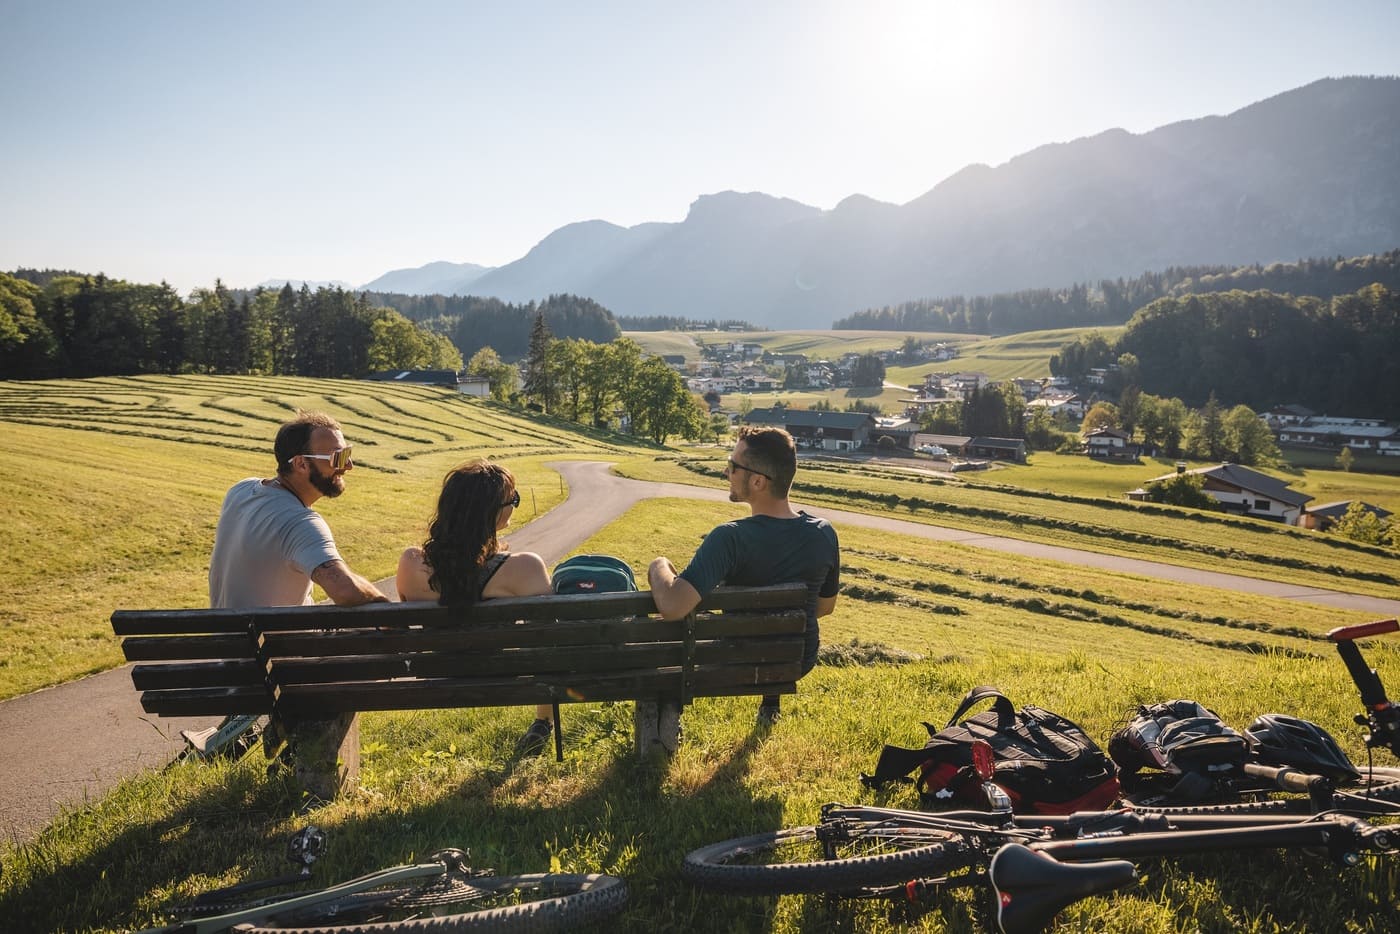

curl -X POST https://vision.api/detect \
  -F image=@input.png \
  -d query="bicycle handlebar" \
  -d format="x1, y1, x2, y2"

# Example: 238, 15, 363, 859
1241, 762, 1332, 796
1324, 618, 1400, 758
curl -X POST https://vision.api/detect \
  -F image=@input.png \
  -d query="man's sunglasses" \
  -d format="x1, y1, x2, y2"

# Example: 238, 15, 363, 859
503, 489, 521, 508
727, 458, 773, 481
299, 447, 354, 470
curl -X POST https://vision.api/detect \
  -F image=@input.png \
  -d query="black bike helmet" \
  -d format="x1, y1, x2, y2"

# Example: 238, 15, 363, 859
1245, 713, 1361, 782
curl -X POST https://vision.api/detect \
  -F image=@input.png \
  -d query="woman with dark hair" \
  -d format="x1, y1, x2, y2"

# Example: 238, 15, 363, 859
396, 460, 556, 755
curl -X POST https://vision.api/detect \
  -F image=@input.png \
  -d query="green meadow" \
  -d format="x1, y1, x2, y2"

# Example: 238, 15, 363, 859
1, 375, 1398, 933
0, 375, 659, 699
627, 327, 1125, 392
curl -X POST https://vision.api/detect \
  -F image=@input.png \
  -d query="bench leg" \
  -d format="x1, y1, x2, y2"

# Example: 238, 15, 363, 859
286, 713, 360, 802
634, 699, 682, 759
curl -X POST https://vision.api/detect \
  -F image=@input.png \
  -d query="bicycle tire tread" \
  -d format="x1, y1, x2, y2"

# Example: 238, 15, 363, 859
233, 872, 627, 934
681, 825, 972, 895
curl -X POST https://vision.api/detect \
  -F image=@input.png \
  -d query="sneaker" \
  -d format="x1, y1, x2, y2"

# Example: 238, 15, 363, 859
756, 703, 782, 726
515, 718, 553, 758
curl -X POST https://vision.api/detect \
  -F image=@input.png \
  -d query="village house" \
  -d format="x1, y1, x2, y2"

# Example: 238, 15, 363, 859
1012, 378, 1044, 401
1131, 463, 1313, 525
871, 416, 918, 449
1269, 414, 1400, 455
744, 407, 875, 452
364, 369, 491, 397
965, 436, 1028, 463
1083, 426, 1139, 460
1026, 389, 1087, 420
914, 433, 970, 456
1300, 500, 1394, 532
920, 371, 990, 401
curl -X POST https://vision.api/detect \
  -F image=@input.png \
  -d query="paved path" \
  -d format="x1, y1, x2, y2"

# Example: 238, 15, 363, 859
3, 461, 1397, 845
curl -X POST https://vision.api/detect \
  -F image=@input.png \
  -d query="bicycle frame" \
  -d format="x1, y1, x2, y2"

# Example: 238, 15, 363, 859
142, 853, 473, 934
813, 802, 1396, 934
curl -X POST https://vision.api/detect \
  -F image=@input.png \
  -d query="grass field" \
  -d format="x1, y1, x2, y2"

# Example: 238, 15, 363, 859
0, 375, 660, 699
2, 375, 1398, 932
625, 451, 1400, 601
2, 496, 1397, 932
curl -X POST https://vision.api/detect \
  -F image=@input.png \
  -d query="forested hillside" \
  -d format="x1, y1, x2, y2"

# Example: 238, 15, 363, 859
1051, 283, 1400, 418
0, 272, 623, 379
0, 275, 462, 380
835, 249, 1400, 334
355, 290, 621, 361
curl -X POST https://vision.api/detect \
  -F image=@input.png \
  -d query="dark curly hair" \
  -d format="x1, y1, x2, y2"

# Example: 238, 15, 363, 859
421, 460, 516, 606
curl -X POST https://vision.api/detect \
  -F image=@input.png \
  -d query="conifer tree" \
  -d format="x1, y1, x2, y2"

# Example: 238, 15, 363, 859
521, 311, 558, 411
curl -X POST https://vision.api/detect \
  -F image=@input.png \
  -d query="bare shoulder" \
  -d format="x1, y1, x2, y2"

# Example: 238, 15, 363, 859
395, 546, 436, 602
485, 551, 552, 597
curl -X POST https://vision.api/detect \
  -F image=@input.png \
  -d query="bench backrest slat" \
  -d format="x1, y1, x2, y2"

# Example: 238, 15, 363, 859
132, 660, 264, 692
122, 634, 256, 661
264, 635, 805, 684
254, 609, 805, 658
271, 662, 803, 714
112, 583, 808, 636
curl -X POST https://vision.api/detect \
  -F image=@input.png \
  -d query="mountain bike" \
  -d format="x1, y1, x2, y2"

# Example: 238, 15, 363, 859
139, 827, 629, 933
682, 790, 1397, 933
682, 620, 1400, 932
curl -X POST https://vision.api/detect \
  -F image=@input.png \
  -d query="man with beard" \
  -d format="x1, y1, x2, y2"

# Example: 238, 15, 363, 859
648, 425, 839, 725
210, 411, 387, 608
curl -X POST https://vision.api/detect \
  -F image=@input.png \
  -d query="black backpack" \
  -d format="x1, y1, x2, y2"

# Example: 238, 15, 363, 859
862, 686, 1121, 814
1108, 699, 1249, 802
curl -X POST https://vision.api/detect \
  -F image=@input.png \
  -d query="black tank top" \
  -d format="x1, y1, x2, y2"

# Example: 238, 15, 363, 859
475, 552, 510, 601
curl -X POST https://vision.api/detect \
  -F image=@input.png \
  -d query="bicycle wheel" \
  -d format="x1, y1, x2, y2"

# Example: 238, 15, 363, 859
681, 824, 978, 896
236, 872, 628, 934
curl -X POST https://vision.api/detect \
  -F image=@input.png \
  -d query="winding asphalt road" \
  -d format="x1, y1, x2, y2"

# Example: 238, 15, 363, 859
3, 461, 1396, 845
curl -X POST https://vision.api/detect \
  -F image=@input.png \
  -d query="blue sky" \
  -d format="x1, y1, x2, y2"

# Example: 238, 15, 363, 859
3, 0, 1397, 294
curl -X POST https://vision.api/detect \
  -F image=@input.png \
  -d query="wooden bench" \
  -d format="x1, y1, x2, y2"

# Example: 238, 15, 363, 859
110, 583, 809, 799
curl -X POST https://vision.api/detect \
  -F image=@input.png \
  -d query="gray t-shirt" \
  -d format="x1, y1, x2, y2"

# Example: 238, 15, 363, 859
208, 478, 342, 609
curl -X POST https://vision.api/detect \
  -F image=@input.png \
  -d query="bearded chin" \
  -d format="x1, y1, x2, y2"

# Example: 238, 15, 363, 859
311, 472, 345, 498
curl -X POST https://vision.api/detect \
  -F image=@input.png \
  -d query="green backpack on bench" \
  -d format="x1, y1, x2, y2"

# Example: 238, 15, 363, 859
551, 554, 637, 595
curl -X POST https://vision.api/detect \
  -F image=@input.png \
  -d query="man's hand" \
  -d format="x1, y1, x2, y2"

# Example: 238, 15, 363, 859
313, 559, 390, 606
648, 556, 701, 620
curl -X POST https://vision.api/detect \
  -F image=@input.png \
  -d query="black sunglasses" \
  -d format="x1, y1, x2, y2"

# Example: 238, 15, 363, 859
727, 458, 773, 481
503, 489, 521, 508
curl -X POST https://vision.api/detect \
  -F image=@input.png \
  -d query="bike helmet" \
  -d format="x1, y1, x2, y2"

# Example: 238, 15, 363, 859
1245, 713, 1361, 783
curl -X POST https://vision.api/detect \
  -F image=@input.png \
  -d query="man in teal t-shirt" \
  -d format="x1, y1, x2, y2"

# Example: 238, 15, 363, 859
649, 425, 840, 723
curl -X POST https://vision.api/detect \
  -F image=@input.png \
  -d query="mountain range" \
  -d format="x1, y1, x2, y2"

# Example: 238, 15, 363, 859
357, 76, 1400, 329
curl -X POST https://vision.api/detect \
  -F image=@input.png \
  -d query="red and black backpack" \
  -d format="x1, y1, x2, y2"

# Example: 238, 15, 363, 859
862, 686, 1121, 814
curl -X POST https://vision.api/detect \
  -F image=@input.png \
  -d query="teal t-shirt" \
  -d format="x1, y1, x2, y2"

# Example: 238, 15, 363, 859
679, 511, 840, 669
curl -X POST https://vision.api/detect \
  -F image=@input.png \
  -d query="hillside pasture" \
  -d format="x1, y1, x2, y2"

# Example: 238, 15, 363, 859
984, 450, 1400, 515
620, 453, 1400, 601
649, 325, 1122, 414
620, 330, 703, 361
3, 497, 1397, 933
684, 328, 974, 360
885, 325, 1126, 385
0, 375, 659, 699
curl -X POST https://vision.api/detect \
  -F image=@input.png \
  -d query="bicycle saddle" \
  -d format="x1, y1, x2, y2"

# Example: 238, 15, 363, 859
988, 843, 1136, 934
